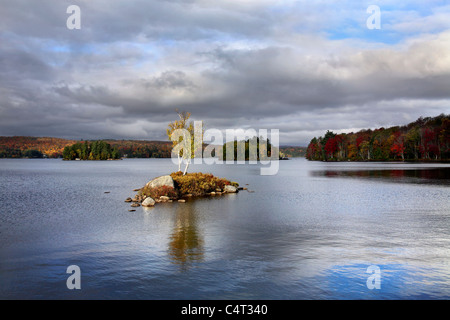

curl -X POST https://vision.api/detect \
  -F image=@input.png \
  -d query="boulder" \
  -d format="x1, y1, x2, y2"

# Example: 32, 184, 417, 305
142, 197, 156, 207
144, 175, 174, 189
124, 197, 132, 202
160, 196, 170, 201
224, 185, 238, 193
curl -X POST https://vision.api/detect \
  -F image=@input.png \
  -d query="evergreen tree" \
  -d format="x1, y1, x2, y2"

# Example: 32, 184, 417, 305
62, 140, 120, 160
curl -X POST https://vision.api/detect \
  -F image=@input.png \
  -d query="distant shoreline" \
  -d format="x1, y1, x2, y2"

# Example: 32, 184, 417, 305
3, 157, 450, 164
0, 136, 307, 159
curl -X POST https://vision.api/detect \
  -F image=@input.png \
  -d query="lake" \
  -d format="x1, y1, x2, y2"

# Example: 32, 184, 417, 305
0, 158, 449, 299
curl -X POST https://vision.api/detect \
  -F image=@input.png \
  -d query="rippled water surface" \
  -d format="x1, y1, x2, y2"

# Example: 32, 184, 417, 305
0, 158, 449, 299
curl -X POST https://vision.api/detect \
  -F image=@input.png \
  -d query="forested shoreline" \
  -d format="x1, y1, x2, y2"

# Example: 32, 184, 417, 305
306, 114, 450, 162
0, 136, 306, 159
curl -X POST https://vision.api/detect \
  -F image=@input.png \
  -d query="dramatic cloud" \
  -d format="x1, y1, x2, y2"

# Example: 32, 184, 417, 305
0, 0, 449, 145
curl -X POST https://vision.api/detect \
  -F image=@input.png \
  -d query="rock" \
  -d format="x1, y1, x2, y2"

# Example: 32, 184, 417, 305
210, 191, 216, 195
216, 188, 222, 192
237, 187, 244, 191
125, 197, 132, 202
178, 199, 186, 203
142, 197, 156, 207
128, 209, 136, 212
144, 175, 174, 189
168, 200, 173, 202
224, 185, 238, 193
133, 188, 141, 192
131, 203, 140, 207
185, 194, 193, 197
243, 187, 248, 190
216, 192, 222, 195
104, 191, 110, 194
160, 196, 170, 201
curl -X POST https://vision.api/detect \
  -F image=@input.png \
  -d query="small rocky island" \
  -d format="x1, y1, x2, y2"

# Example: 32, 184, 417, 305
125, 172, 242, 208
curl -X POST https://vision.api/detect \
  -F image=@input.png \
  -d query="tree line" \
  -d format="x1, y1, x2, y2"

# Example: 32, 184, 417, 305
0, 148, 44, 158
306, 114, 450, 161
0, 137, 173, 158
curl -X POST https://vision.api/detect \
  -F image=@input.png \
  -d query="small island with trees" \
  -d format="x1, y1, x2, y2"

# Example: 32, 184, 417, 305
306, 114, 450, 162
125, 172, 242, 209
125, 110, 243, 209
62, 140, 120, 160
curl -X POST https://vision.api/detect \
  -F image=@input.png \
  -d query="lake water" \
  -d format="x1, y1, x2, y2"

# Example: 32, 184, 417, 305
0, 158, 449, 299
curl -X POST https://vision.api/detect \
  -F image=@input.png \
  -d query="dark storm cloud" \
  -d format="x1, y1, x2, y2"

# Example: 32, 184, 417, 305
0, 0, 449, 145
141, 71, 197, 90
0, 0, 273, 43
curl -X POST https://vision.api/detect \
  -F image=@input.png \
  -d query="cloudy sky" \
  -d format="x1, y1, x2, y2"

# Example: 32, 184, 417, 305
1, 0, 449, 145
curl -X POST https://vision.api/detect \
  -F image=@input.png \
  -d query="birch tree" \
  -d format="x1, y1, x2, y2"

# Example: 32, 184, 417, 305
167, 110, 195, 175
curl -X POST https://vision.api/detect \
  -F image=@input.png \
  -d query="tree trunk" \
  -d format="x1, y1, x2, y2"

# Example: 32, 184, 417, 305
183, 158, 190, 175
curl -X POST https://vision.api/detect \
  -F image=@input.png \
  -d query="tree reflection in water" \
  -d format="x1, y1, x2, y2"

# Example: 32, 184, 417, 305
168, 202, 204, 270
311, 167, 450, 185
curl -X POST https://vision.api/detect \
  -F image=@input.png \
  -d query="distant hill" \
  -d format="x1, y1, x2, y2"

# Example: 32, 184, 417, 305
102, 140, 172, 158
0, 136, 173, 158
279, 146, 306, 158
0, 136, 77, 158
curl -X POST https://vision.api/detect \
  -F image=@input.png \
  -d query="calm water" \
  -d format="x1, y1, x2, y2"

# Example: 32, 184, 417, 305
0, 158, 449, 299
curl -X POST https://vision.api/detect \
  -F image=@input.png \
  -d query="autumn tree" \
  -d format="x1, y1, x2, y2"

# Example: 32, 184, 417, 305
167, 110, 202, 175
306, 137, 321, 160
306, 114, 449, 162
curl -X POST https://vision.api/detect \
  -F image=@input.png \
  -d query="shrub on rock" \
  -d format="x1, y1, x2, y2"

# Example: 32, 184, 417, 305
170, 171, 232, 196
141, 185, 178, 199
